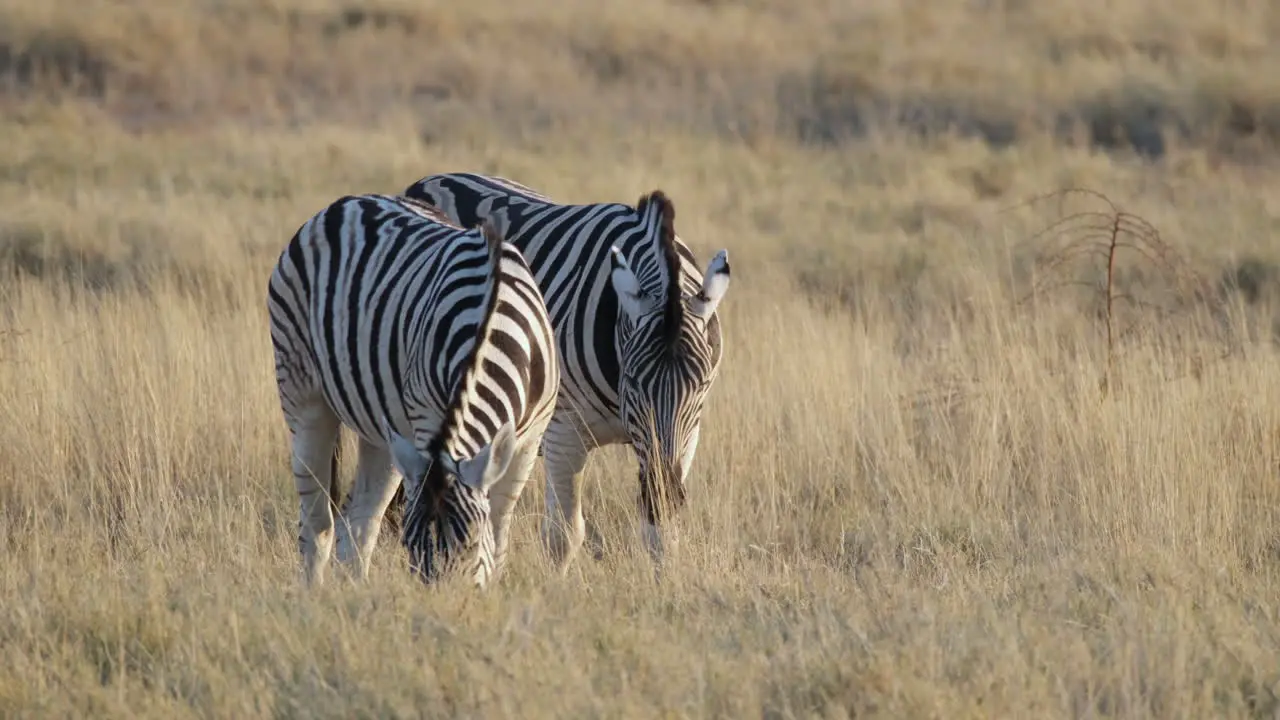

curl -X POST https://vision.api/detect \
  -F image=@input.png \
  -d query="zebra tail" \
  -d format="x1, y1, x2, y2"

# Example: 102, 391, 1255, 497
436, 216, 508, 445
328, 425, 344, 514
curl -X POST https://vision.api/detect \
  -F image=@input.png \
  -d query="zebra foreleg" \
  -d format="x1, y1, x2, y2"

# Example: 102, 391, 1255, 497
540, 422, 589, 573
639, 467, 686, 580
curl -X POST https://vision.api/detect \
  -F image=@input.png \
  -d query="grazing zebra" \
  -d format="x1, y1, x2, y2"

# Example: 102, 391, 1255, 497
267, 193, 559, 588
401, 173, 731, 572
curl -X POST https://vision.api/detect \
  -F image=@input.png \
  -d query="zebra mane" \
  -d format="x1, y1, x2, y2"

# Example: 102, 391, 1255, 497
433, 217, 507, 459
635, 190, 684, 351
470, 174, 556, 204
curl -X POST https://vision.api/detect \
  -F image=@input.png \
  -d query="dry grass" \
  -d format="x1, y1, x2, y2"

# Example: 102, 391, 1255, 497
3, 0, 1280, 718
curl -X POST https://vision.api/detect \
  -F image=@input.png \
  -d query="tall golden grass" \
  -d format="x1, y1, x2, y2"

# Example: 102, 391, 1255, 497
3, 1, 1280, 717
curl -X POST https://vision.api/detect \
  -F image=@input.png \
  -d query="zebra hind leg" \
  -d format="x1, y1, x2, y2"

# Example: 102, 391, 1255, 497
289, 402, 342, 586
381, 484, 407, 536
485, 438, 544, 582
333, 437, 398, 580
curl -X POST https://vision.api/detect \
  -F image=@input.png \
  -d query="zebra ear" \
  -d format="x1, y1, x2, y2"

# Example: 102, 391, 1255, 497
610, 246, 659, 321
456, 421, 518, 494
689, 249, 730, 321
384, 415, 430, 497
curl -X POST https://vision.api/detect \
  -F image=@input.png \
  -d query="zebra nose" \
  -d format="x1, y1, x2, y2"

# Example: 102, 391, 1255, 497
664, 460, 682, 483
650, 461, 684, 493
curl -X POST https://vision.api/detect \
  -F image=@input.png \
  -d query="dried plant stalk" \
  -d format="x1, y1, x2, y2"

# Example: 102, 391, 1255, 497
1011, 188, 1217, 393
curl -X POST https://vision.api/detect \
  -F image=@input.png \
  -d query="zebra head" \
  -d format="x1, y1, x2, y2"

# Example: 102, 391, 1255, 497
609, 191, 731, 542
384, 417, 516, 588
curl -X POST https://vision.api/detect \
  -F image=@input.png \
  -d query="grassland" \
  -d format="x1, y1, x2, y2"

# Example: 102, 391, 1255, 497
3, 0, 1280, 717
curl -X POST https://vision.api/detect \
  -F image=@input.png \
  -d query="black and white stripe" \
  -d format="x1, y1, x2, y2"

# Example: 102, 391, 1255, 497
267, 193, 559, 588
402, 173, 731, 570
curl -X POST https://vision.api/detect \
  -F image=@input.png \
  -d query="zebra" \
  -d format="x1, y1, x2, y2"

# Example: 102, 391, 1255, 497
401, 172, 731, 572
267, 193, 559, 588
